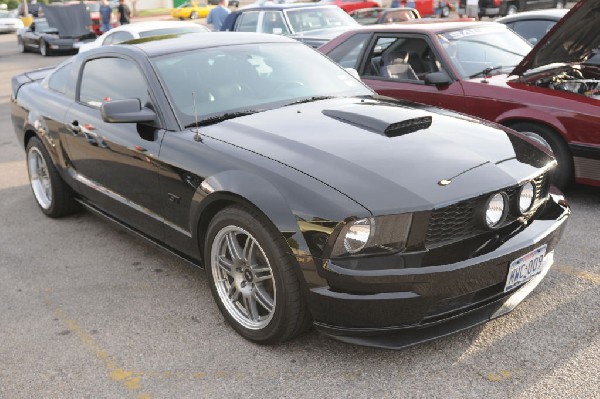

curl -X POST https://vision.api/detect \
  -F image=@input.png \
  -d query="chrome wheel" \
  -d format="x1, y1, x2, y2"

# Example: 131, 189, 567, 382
40, 40, 47, 56
27, 146, 53, 210
211, 226, 276, 330
18, 38, 25, 53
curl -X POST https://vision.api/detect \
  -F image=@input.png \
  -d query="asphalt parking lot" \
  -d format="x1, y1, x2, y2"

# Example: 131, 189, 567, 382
0, 30, 599, 399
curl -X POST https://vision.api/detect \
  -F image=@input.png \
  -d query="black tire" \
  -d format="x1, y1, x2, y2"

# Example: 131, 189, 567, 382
204, 205, 311, 344
17, 38, 26, 53
26, 136, 79, 218
509, 122, 573, 189
40, 40, 49, 56
441, 6, 450, 18
190, 11, 198, 19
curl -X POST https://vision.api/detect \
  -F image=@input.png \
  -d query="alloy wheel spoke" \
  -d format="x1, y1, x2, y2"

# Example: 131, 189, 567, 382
253, 285, 274, 313
253, 267, 273, 282
242, 236, 256, 266
226, 232, 244, 261
228, 284, 240, 302
217, 255, 234, 276
243, 296, 260, 322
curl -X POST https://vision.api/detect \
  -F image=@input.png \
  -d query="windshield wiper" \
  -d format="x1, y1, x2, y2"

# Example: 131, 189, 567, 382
184, 110, 262, 129
283, 96, 335, 107
469, 65, 506, 79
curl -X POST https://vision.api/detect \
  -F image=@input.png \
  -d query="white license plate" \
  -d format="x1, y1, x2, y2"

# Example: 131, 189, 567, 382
504, 245, 547, 292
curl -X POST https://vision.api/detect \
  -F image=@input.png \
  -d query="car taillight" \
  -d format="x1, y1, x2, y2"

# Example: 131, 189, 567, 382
494, 0, 501, 6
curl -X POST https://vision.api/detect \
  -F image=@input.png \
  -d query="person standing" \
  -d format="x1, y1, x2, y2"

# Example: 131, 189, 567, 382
466, 0, 479, 19
118, 0, 131, 25
206, 0, 230, 31
99, 0, 112, 33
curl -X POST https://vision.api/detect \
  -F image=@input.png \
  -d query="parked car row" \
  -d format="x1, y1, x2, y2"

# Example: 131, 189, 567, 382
9, 0, 596, 349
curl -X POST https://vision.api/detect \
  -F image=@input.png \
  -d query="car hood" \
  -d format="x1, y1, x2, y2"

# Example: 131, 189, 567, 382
203, 97, 553, 215
512, 0, 600, 75
43, 3, 92, 37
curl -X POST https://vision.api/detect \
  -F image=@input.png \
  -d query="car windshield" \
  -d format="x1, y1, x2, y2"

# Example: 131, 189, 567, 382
285, 7, 357, 33
151, 42, 371, 127
437, 26, 532, 79
139, 26, 208, 37
35, 20, 57, 33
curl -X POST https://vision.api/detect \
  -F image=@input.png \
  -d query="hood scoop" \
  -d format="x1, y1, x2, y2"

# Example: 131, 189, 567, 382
322, 103, 432, 138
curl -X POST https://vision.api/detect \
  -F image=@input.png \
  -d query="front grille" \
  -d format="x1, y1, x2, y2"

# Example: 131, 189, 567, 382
425, 173, 549, 248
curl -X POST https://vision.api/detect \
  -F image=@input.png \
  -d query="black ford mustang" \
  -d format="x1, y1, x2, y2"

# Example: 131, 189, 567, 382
11, 33, 569, 348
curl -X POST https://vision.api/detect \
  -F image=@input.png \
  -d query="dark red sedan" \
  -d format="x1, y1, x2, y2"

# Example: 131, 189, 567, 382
320, 0, 600, 188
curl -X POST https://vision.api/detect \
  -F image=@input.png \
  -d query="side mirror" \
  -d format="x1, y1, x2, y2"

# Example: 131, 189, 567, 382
424, 71, 451, 87
101, 99, 156, 124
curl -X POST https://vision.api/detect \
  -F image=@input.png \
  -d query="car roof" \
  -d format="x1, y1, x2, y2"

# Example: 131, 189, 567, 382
128, 32, 297, 56
496, 9, 569, 23
109, 20, 204, 35
341, 20, 497, 34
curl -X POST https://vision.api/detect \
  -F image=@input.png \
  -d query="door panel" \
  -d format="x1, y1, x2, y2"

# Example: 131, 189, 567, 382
64, 103, 166, 239
63, 56, 166, 239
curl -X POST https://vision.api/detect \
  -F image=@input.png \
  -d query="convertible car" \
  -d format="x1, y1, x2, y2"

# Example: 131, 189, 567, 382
11, 33, 569, 348
17, 4, 95, 56
321, 0, 600, 189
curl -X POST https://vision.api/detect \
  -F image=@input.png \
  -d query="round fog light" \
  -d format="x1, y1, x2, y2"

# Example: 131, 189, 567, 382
344, 218, 371, 254
485, 193, 507, 228
519, 181, 535, 214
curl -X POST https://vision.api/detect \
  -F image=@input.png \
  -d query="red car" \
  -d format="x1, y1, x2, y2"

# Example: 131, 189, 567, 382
321, 0, 600, 188
319, 0, 381, 13
65, 1, 117, 35
398, 0, 451, 18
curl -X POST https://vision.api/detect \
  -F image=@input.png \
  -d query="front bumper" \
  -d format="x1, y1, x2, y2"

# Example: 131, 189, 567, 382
308, 192, 569, 348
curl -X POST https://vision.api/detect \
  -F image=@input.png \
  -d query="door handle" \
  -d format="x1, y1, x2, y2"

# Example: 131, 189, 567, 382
68, 121, 81, 135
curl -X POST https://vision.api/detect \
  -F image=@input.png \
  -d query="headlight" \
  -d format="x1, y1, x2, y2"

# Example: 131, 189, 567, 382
519, 181, 535, 214
485, 192, 507, 228
344, 218, 371, 254
329, 214, 413, 258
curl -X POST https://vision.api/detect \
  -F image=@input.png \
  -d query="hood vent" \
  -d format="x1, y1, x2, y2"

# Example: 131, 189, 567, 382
322, 103, 432, 137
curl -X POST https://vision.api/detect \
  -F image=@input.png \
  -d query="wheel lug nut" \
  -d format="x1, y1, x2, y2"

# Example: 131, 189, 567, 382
240, 281, 246, 288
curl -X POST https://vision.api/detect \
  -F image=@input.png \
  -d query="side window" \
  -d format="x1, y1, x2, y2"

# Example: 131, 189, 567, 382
512, 20, 555, 44
327, 33, 370, 70
364, 36, 445, 82
261, 11, 289, 35
48, 63, 72, 94
103, 31, 135, 45
235, 12, 260, 32
79, 58, 150, 108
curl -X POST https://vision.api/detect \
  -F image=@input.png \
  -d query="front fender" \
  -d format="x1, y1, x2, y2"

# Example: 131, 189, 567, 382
495, 107, 568, 138
190, 169, 329, 288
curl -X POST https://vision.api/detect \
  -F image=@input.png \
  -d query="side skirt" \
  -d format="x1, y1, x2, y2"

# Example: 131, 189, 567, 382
75, 198, 204, 270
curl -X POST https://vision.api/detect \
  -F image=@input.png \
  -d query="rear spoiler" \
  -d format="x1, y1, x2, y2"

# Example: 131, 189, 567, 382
11, 66, 56, 100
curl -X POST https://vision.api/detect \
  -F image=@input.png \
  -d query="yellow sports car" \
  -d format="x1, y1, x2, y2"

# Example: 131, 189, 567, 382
171, 2, 215, 20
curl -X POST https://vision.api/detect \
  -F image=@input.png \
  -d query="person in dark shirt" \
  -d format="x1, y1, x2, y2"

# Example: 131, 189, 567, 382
117, 0, 130, 25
